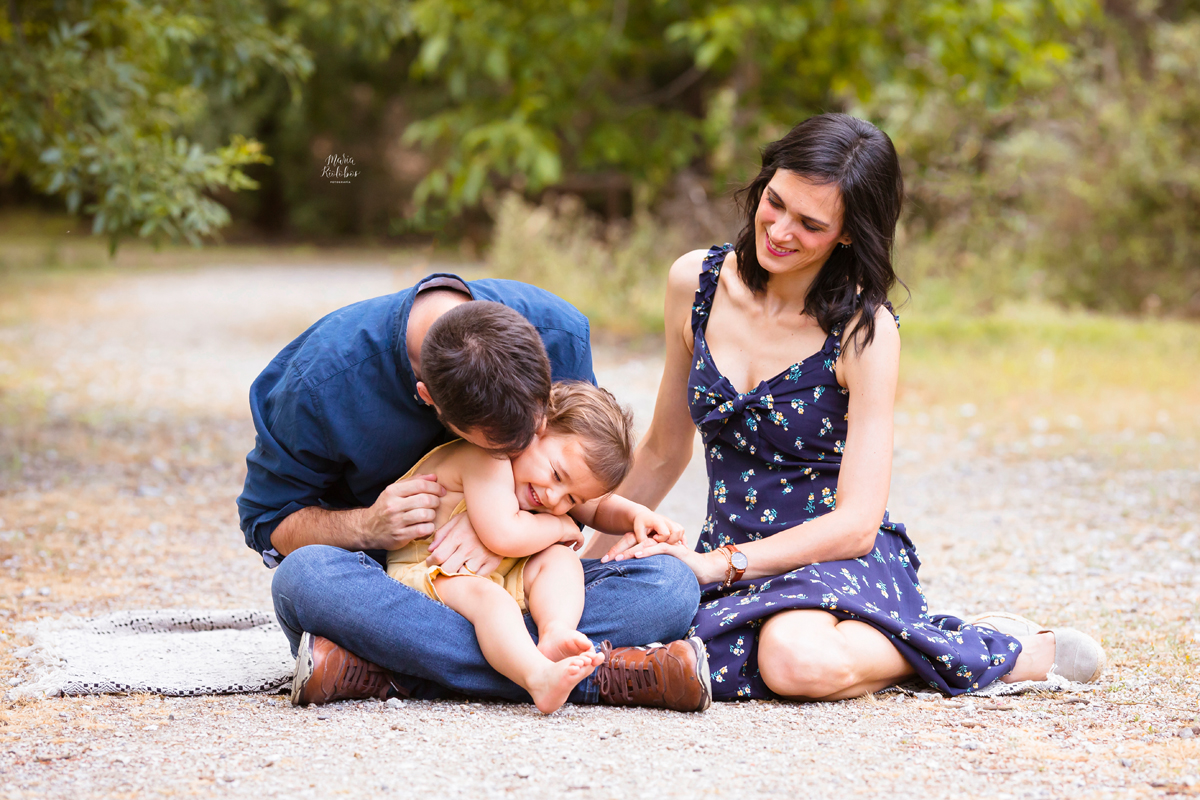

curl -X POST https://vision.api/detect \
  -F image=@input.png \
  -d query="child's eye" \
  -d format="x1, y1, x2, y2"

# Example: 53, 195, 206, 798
553, 470, 561, 482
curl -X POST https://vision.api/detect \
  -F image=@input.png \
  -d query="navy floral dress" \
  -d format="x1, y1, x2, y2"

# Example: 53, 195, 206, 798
686, 244, 1020, 699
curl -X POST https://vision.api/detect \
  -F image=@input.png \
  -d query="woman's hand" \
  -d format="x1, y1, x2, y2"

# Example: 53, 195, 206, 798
599, 507, 684, 563
606, 538, 728, 585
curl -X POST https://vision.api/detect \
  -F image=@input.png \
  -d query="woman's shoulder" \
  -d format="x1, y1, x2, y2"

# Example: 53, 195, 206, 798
836, 302, 901, 369
667, 246, 732, 297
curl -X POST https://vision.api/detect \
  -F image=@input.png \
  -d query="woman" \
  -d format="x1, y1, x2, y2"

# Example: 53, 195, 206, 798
582, 113, 1104, 700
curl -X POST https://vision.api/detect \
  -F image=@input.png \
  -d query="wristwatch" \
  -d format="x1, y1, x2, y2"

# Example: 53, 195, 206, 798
718, 544, 748, 588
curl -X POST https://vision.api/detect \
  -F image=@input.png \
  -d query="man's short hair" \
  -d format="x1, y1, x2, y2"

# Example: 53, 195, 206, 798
421, 301, 551, 454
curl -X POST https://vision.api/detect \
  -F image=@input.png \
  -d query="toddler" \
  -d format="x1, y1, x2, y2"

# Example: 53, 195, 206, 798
387, 381, 682, 713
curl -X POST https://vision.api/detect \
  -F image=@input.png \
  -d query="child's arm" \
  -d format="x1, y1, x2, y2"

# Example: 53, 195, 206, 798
458, 447, 581, 558
572, 495, 684, 545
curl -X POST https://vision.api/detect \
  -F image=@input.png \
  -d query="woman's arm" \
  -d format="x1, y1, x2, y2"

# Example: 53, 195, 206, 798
579, 250, 708, 558
622, 305, 901, 583
459, 447, 580, 558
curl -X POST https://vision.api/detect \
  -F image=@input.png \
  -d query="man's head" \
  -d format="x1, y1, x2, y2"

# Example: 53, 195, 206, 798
417, 300, 551, 455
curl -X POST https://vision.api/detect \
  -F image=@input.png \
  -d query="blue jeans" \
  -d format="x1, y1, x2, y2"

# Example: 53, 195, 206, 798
271, 545, 700, 704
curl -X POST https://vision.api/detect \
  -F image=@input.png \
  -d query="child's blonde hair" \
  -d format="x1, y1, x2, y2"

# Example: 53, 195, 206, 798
544, 381, 634, 493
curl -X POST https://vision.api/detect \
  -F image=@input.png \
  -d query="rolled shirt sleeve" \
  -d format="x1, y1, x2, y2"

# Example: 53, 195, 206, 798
238, 354, 341, 562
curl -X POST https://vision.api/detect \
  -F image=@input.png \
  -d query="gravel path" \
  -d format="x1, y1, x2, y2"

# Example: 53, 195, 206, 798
0, 260, 1197, 799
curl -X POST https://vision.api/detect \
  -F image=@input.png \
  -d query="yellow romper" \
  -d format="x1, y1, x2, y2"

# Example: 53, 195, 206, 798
385, 442, 530, 613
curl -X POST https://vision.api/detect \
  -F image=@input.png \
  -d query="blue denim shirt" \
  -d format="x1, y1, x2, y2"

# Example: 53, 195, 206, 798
238, 273, 595, 567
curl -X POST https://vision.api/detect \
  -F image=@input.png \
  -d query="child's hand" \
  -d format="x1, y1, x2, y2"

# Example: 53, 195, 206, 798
556, 515, 586, 550
632, 508, 685, 546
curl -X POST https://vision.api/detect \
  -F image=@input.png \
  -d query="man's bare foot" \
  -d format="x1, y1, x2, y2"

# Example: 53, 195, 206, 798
527, 652, 604, 714
537, 626, 594, 662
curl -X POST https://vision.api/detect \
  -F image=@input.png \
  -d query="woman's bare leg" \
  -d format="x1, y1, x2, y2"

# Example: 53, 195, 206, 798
434, 575, 601, 713
1001, 632, 1055, 682
522, 545, 592, 661
757, 609, 914, 701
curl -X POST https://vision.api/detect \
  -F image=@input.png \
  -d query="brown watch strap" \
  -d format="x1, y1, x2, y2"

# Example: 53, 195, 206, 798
718, 545, 746, 589
726, 543, 746, 584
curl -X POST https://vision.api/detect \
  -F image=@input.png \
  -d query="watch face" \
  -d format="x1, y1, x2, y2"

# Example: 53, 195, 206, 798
731, 552, 749, 570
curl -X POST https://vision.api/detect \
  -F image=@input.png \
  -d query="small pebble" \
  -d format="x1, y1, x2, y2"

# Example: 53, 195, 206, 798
1180, 728, 1195, 740
385, 698, 404, 708
960, 740, 981, 751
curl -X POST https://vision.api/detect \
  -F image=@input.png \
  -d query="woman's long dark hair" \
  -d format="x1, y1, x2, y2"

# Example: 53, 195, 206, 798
733, 113, 904, 353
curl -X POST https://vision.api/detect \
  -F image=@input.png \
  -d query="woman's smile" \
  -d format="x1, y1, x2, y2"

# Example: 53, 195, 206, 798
764, 232, 797, 257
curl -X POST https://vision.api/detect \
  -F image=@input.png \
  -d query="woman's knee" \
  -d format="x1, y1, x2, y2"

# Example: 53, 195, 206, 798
757, 614, 856, 699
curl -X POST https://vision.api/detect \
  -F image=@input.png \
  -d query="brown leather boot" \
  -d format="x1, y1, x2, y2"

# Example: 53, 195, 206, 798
290, 632, 407, 707
595, 637, 712, 712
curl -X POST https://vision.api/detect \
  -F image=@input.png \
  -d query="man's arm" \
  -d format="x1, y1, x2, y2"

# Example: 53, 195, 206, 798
269, 474, 446, 557
238, 355, 447, 562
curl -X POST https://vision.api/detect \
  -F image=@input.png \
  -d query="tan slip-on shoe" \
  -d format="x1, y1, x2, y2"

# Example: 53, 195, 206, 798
965, 611, 1043, 639
290, 632, 407, 707
967, 614, 1105, 683
1045, 627, 1106, 683
595, 637, 712, 712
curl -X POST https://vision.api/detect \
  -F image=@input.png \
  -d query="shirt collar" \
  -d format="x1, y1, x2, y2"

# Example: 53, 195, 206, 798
395, 272, 475, 395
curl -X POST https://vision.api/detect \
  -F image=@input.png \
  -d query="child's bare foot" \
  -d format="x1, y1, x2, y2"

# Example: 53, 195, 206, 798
537, 626, 594, 662
528, 652, 604, 715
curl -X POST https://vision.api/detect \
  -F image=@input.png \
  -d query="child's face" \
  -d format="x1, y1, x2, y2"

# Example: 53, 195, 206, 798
510, 432, 607, 515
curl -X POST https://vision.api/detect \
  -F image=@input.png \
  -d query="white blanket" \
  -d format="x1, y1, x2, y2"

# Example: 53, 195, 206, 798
11, 609, 294, 699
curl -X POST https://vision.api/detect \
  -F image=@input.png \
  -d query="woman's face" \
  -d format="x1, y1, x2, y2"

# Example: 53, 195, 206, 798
754, 169, 851, 277
510, 432, 607, 516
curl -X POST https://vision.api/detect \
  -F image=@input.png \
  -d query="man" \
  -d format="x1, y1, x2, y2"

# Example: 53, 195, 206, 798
239, 273, 708, 710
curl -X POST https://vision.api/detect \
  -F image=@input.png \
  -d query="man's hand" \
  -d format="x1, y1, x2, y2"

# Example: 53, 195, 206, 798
362, 474, 446, 550
427, 512, 504, 577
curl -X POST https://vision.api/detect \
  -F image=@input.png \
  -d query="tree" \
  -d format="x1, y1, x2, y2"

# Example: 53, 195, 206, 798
401, 0, 1095, 211
0, 0, 311, 247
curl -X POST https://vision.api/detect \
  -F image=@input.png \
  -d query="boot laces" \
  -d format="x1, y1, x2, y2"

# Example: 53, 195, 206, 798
596, 641, 661, 703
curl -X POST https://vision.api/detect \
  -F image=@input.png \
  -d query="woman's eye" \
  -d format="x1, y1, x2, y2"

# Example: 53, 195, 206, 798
768, 196, 784, 209
803, 222, 820, 232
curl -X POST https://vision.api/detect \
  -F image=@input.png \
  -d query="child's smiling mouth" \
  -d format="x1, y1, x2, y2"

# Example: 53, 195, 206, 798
528, 484, 543, 508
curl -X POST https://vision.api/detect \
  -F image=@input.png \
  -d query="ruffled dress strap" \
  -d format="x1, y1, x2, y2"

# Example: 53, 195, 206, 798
690, 243, 734, 337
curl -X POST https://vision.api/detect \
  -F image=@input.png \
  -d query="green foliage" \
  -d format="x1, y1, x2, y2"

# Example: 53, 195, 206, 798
487, 193, 686, 336
402, 0, 1094, 212
872, 8, 1200, 315
0, 0, 310, 247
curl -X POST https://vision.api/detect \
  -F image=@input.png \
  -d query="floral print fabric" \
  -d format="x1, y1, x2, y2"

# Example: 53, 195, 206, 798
686, 244, 1020, 699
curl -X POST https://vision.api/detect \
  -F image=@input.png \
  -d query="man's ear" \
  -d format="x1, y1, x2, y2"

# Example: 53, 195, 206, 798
415, 381, 438, 411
